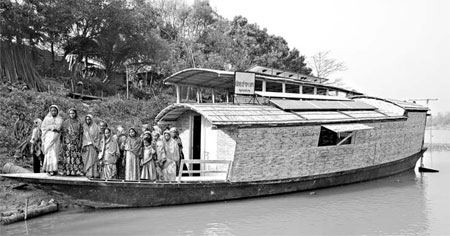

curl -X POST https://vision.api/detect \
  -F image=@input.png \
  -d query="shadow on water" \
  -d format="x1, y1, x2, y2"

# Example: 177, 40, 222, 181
2, 151, 449, 236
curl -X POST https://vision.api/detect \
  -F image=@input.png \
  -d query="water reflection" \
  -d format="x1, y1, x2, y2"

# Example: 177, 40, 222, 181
1, 151, 449, 236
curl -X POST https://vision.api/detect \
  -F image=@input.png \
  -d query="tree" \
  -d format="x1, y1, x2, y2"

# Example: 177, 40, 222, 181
310, 51, 347, 78
60, 0, 169, 81
33, 0, 75, 61
227, 16, 311, 73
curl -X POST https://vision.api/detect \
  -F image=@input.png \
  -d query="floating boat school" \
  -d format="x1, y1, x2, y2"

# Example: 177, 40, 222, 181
2, 66, 428, 207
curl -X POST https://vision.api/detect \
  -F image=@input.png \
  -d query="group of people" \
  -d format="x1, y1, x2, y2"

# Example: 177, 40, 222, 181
17, 104, 185, 181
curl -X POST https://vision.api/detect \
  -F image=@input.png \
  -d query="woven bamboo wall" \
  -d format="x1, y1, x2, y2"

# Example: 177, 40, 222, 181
229, 112, 427, 182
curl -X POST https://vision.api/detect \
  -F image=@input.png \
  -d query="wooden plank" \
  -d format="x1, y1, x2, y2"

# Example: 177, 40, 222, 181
181, 160, 231, 164
181, 170, 228, 174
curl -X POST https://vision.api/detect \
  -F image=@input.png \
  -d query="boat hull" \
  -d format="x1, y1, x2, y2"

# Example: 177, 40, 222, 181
1, 150, 425, 208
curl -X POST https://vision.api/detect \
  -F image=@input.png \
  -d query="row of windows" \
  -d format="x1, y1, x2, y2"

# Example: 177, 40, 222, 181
255, 80, 342, 96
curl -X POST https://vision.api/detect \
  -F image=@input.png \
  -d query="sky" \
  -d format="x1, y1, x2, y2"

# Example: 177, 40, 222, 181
208, 0, 450, 115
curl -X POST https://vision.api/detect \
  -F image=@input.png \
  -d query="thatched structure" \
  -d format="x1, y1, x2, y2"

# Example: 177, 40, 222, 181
0, 41, 46, 92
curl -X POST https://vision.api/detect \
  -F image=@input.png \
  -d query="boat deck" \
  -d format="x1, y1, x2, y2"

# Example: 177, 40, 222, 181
1, 173, 227, 183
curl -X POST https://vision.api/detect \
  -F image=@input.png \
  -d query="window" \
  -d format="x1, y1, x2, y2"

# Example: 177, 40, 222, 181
285, 83, 300, 93
317, 88, 327, 95
180, 86, 198, 102
318, 127, 353, 146
255, 79, 263, 91
266, 81, 282, 92
337, 91, 348, 97
327, 90, 337, 96
302, 86, 314, 94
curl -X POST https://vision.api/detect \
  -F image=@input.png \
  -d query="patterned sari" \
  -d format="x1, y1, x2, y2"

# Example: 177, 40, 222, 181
59, 109, 84, 175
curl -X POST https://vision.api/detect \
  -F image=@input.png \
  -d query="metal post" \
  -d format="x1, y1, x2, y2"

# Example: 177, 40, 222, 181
212, 89, 215, 103
24, 198, 28, 220
196, 88, 200, 103
176, 85, 180, 104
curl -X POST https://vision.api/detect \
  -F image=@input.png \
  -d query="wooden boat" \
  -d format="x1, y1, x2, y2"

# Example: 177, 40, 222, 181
1, 66, 429, 208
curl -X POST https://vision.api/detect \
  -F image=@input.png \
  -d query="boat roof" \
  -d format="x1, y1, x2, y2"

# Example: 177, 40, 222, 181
270, 99, 377, 111
164, 68, 235, 90
352, 96, 429, 112
156, 103, 302, 126
155, 100, 415, 126
163, 68, 362, 95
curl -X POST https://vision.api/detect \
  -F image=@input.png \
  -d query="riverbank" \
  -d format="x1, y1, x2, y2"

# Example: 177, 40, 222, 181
0, 175, 84, 213
0, 154, 85, 214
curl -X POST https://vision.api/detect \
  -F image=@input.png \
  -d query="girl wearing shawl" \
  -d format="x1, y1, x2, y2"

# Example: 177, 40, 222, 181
114, 125, 127, 179
163, 130, 179, 177
14, 113, 30, 158
82, 114, 101, 178
160, 130, 177, 181
30, 118, 43, 173
60, 108, 84, 176
98, 128, 119, 180
124, 127, 142, 181
140, 134, 156, 181
41, 105, 63, 175
152, 131, 165, 180
170, 127, 185, 173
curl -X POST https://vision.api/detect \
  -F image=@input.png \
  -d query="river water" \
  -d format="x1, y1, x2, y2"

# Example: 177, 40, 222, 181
1, 131, 449, 236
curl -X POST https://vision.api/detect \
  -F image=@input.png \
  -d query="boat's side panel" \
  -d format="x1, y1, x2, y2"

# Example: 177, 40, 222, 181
11, 150, 423, 208
230, 112, 427, 182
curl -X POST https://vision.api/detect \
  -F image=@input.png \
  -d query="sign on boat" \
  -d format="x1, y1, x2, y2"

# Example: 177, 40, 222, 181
1, 66, 429, 208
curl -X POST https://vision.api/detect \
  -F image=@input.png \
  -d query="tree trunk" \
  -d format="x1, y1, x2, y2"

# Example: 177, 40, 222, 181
51, 42, 55, 62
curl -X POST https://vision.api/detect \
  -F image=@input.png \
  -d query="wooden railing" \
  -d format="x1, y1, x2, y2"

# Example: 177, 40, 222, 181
177, 159, 233, 182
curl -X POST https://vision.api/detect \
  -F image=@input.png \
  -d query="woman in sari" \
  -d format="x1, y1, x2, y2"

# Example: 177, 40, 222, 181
82, 114, 100, 178
140, 137, 156, 181
98, 128, 119, 180
30, 118, 43, 173
114, 125, 127, 179
163, 130, 179, 178
14, 113, 30, 158
170, 127, 185, 174
124, 127, 142, 181
41, 105, 63, 175
160, 130, 177, 181
60, 108, 84, 176
152, 131, 165, 180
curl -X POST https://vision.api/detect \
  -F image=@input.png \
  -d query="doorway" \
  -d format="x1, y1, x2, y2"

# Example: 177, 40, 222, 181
192, 115, 202, 176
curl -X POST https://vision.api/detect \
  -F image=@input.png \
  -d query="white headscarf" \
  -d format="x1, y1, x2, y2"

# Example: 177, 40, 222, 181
41, 105, 63, 133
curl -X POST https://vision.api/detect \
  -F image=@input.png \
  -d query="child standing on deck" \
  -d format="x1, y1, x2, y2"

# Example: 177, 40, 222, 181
140, 138, 156, 181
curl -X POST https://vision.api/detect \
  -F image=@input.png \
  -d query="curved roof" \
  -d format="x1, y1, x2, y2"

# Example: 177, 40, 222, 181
352, 96, 428, 112
155, 103, 303, 126
155, 100, 415, 126
163, 68, 363, 95
163, 68, 235, 90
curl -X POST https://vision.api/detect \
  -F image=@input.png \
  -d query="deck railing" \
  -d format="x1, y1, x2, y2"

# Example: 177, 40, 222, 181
177, 159, 233, 182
